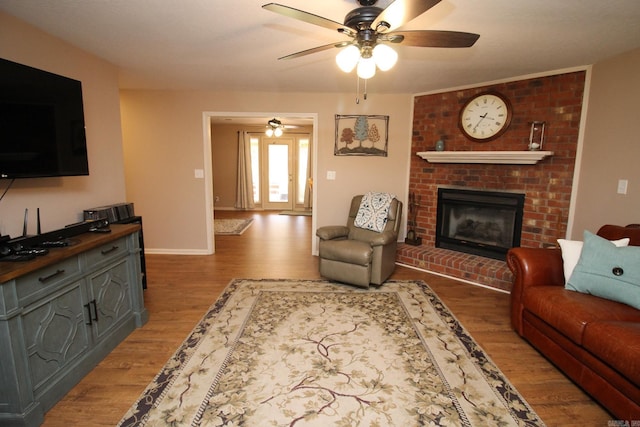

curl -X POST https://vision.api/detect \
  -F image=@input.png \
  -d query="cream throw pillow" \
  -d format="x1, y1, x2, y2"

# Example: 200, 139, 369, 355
558, 236, 630, 283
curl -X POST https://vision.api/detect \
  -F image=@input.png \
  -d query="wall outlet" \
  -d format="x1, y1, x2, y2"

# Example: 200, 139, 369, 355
326, 171, 336, 180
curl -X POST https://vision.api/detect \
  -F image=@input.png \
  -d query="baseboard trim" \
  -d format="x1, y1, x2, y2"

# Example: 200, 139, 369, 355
144, 248, 211, 255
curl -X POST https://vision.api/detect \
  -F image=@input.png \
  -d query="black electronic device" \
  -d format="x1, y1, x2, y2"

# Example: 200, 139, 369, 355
38, 239, 72, 248
0, 57, 89, 179
0, 218, 108, 262
84, 202, 134, 223
6, 218, 108, 250
0, 253, 36, 262
14, 248, 48, 256
22, 208, 28, 237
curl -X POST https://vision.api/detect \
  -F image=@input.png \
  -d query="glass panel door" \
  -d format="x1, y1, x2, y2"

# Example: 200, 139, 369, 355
262, 138, 293, 210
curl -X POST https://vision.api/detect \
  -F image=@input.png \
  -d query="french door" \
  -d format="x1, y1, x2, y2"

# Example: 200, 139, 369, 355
249, 134, 311, 211
262, 137, 294, 210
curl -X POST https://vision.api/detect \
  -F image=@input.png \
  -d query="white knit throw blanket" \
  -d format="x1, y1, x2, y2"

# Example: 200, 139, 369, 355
354, 192, 395, 232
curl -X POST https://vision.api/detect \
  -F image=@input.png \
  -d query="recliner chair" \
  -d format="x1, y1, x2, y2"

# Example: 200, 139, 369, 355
316, 194, 402, 288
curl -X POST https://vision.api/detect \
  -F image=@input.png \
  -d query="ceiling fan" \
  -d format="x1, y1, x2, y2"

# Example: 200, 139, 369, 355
262, 0, 479, 80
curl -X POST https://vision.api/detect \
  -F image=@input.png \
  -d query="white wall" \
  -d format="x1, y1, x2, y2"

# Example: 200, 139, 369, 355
120, 90, 413, 252
571, 47, 640, 237
0, 12, 127, 238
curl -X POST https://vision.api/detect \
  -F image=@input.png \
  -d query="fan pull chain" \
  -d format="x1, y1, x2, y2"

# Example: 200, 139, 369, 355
355, 77, 368, 104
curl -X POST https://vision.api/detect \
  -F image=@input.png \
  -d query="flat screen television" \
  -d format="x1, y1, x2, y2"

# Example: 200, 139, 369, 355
0, 57, 89, 179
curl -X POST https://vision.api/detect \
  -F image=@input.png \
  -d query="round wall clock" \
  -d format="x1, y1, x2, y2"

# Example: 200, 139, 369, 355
459, 91, 512, 142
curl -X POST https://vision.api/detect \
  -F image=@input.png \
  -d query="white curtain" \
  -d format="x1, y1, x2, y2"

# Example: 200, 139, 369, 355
304, 139, 312, 209
235, 131, 255, 210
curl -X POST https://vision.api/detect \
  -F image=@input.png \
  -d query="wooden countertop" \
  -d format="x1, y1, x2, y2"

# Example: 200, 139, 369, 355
0, 223, 141, 283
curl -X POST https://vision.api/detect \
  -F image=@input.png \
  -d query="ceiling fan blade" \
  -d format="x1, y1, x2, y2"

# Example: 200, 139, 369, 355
278, 41, 352, 60
383, 30, 480, 48
262, 3, 355, 36
372, 0, 442, 32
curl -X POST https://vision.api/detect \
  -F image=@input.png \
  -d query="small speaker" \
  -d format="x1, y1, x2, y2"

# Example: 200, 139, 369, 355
84, 203, 134, 223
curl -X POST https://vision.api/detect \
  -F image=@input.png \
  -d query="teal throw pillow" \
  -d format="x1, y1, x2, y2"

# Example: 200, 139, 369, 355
566, 230, 640, 309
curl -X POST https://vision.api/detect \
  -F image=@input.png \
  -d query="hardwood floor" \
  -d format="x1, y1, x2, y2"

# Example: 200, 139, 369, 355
41, 211, 613, 426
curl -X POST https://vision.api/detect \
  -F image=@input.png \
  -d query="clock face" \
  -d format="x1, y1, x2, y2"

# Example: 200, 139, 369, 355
459, 92, 512, 142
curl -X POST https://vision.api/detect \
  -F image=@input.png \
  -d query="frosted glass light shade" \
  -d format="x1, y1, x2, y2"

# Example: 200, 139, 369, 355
357, 57, 376, 79
265, 128, 274, 137
372, 44, 398, 71
336, 45, 361, 72
274, 127, 283, 137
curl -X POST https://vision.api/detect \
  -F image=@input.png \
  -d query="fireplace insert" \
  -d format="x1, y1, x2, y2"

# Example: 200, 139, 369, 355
436, 188, 525, 260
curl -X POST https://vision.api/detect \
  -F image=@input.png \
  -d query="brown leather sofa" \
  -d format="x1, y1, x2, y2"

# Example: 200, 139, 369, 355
507, 224, 640, 420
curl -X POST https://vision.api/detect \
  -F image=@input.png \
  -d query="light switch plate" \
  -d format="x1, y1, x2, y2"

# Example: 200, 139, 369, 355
326, 171, 336, 180
617, 179, 628, 194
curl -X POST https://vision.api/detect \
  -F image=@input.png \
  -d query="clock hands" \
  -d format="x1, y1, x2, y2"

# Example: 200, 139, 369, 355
473, 112, 489, 132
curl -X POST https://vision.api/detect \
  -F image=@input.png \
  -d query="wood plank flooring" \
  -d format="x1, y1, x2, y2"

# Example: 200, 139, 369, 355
41, 211, 613, 426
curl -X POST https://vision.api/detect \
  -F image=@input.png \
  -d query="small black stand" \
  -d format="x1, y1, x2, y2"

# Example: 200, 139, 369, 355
404, 192, 422, 246
404, 231, 422, 246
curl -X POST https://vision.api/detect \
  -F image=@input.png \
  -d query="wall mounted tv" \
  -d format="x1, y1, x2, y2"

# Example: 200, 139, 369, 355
0, 57, 89, 179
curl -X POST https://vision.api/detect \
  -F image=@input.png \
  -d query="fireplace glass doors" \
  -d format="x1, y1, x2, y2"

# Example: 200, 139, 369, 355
436, 188, 525, 260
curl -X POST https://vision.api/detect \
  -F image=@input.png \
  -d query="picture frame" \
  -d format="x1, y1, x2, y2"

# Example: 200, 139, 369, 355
334, 114, 389, 156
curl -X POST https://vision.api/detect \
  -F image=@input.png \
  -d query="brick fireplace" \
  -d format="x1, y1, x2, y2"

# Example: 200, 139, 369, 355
398, 71, 585, 291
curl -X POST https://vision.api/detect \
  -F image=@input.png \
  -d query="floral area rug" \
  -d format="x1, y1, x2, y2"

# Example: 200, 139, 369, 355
118, 279, 545, 426
213, 218, 253, 235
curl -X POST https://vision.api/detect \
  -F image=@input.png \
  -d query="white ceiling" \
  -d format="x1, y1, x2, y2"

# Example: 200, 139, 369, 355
2, 0, 640, 95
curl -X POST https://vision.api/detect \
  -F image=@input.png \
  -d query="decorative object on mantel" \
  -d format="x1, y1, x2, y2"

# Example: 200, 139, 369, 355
416, 150, 554, 164
405, 192, 422, 245
435, 139, 445, 151
528, 121, 546, 150
335, 114, 388, 156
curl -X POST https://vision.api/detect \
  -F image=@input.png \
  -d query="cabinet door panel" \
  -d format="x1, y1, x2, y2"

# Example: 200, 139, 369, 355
88, 259, 132, 340
22, 282, 90, 391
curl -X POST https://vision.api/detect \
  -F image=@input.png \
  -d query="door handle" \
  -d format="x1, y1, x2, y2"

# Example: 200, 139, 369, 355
91, 299, 99, 321
84, 302, 92, 325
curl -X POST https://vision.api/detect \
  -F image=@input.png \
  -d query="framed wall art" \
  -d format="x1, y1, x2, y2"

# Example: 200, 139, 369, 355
335, 114, 389, 156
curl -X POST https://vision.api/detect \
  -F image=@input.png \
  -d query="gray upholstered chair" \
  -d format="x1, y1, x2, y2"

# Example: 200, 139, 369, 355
316, 194, 403, 288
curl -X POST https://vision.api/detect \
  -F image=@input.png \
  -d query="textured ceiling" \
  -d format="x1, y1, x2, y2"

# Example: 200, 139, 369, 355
2, 0, 640, 95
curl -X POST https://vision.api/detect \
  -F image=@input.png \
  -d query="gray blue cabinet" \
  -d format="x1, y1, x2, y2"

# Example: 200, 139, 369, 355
0, 224, 147, 426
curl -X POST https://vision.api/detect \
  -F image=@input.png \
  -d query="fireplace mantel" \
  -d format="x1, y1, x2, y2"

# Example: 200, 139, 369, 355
416, 151, 554, 165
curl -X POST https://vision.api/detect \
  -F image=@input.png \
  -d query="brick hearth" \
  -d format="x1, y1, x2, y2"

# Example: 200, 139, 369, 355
402, 71, 585, 292
397, 244, 513, 291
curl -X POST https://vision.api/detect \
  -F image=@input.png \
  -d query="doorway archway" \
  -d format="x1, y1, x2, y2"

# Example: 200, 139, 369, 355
202, 112, 318, 254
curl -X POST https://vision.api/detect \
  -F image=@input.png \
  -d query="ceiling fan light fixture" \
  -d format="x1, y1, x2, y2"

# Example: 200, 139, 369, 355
356, 56, 376, 79
336, 45, 361, 73
266, 117, 284, 137
267, 118, 281, 128
372, 44, 398, 71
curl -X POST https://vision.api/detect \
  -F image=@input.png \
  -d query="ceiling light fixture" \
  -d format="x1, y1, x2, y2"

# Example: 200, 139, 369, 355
335, 43, 398, 80
265, 118, 284, 137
